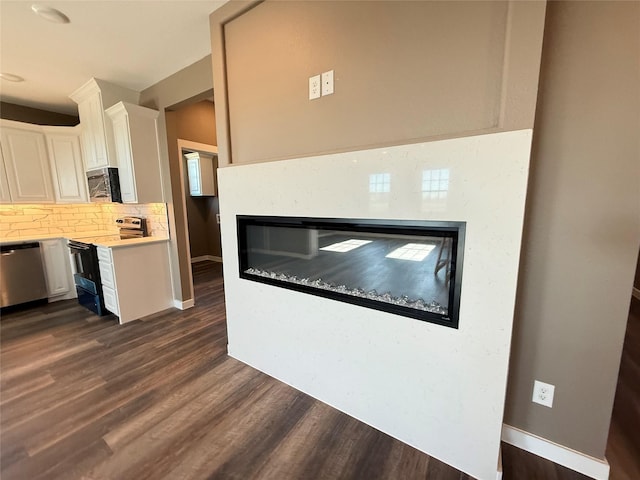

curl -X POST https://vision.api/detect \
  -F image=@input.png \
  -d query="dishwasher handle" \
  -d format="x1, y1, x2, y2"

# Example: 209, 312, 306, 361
1, 242, 41, 253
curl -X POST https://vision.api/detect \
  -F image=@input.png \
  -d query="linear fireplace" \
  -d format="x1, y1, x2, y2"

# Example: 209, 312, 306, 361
237, 216, 465, 328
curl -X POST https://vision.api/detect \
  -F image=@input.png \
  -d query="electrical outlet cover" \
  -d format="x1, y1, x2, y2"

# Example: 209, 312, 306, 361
532, 380, 555, 408
321, 70, 334, 96
309, 74, 321, 100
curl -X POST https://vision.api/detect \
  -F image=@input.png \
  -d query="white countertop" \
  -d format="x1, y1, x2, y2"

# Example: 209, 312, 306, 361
93, 236, 169, 248
0, 232, 169, 248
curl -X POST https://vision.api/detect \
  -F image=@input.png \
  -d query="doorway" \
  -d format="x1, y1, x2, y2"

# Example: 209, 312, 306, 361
179, 143, 220, 251
164, 96, 222, 304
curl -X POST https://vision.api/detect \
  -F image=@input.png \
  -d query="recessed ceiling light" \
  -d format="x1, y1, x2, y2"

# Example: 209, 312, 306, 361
31, 4, 70, 24
0, 73, 25, 82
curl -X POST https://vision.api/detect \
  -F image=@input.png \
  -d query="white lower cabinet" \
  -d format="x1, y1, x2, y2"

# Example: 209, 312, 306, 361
102, 286, 119, 316
96, 241, 173, 323
40, 239, 74, 299
97, 247, 119, 314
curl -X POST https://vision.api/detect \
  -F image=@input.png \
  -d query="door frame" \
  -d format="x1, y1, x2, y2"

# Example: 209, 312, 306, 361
175, 138, 218, 303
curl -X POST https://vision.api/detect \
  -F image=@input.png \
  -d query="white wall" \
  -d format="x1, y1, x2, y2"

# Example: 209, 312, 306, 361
218, 130, 532, 480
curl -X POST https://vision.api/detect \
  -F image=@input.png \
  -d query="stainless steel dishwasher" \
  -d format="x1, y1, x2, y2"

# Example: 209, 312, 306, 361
0, 242, 48, 308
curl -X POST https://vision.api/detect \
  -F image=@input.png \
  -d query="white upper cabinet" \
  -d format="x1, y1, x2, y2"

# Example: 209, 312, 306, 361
69, 78, 140, 171
0, 125, 55, 203
0, 120, 89, 205
76, 91, 110, 169
186, 155, 201, 196
0, 147, 12, 203
43, 126, 88, 203
185, 151, 217, 196
105, 102, 163, 204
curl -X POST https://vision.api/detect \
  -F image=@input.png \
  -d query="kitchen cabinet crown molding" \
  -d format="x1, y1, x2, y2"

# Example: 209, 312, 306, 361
105, 101, 159, 120
1, 119, 80, 134
69, 78, 102, 104
69, 78, 140, 109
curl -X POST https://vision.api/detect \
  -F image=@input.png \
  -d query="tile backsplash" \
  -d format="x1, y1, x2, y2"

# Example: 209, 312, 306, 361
0, 203, 169, 240
104, 203, 169, 237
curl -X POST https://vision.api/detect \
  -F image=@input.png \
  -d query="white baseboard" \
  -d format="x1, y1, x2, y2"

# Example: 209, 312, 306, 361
633, 287, 640, 300
49, 291, 77, 302
173, 298, 195, 310
502, 425, 609, 480
191, 255, 222, 264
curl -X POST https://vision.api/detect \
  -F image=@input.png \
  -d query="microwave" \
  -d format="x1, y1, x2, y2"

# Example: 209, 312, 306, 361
86, 167, 122, 203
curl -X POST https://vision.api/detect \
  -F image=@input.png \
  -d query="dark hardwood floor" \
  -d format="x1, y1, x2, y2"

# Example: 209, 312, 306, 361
606, 296, 640, 480
0, 261, 629, 479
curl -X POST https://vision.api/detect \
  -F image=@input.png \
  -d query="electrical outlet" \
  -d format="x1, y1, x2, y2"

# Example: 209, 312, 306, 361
321, 70, 334, 96
532, 380, 555, 408
309, 74, 321, 100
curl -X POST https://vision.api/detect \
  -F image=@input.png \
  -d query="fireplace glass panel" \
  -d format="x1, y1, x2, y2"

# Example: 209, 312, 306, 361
238, 216, 465, 328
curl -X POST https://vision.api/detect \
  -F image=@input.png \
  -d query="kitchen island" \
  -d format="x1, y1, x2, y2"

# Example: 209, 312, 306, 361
96, 238, 173, 324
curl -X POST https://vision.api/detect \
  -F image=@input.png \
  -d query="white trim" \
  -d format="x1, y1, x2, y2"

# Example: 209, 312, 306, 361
501, 425, 609, 480
633, 287, 640, 300
172, 298, 195, 310
48, 291, 78, 302
190, 255, 222, 264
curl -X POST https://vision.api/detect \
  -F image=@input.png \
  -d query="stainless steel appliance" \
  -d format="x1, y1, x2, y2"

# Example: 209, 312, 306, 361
68, 216, 148, 315
87, 167, 122, 203
116, 217, 148, 239
68, 240, 106, 315
0, 242, 48, 308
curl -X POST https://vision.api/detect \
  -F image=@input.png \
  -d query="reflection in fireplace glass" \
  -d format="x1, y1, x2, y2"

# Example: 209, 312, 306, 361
237, 216, 465, 328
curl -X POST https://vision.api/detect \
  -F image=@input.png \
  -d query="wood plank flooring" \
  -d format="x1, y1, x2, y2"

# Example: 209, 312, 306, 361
0, 261, 629, 479
606, 296, 640, 480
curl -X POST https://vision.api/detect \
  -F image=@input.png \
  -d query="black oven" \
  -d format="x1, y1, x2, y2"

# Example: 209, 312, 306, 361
68, 240, 106, 316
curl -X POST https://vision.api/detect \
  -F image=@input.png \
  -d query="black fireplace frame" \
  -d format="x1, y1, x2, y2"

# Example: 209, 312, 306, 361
237, 215, 466, 329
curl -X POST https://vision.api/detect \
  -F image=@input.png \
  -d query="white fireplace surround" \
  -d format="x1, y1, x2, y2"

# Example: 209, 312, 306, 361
218, 130, 533, 480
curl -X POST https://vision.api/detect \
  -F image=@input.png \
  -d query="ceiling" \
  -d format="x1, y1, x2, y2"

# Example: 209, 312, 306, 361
0, 0, 228, 115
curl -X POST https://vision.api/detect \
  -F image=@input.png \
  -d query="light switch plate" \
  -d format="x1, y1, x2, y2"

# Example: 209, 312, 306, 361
309, 74, 321, 100
321, 70, 334, 96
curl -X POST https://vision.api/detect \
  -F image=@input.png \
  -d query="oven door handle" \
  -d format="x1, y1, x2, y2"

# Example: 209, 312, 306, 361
69, 243, 92, 251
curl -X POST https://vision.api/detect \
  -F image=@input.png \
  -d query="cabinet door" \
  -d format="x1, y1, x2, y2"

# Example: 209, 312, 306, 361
78, 93, 109, 170
187, 158, 201, 195
0, 128, 54, 203
102, 285, 119, 315
41, 239, 71, 297
46, 133, 88, 203
0, 146, 12, 203
77, 102, 96, 170
111, 113, 137, 203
